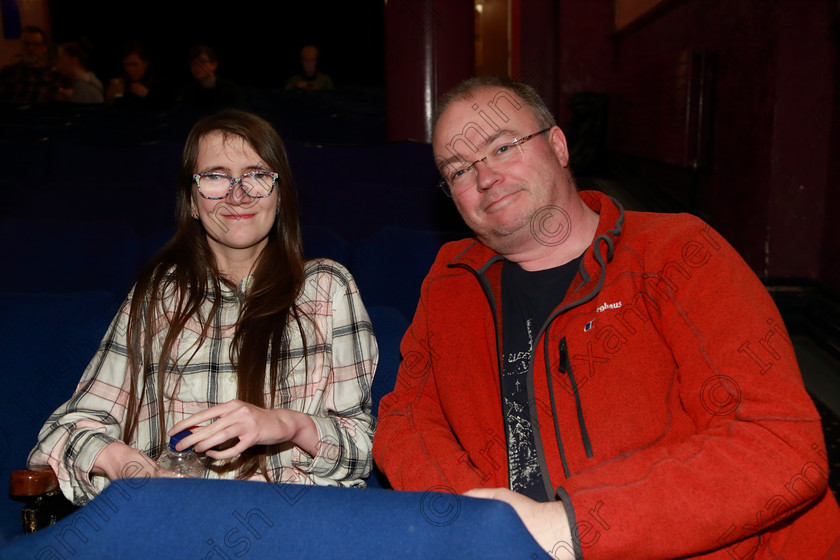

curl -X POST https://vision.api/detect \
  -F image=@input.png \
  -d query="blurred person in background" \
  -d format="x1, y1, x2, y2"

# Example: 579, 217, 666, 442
0, 26, 55, 104
53, 41, 103, 104
106, 41, 172, 109
285, 45, 333, 91
180, 44, 243, 111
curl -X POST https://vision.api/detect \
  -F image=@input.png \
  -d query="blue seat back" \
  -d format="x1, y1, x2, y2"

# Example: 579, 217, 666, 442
0, 291, 115, 545
0, 218, 141, 295
352, 227, 466, 319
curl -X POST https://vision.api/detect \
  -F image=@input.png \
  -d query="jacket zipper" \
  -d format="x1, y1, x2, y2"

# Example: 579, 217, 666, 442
554, 337, 594, 459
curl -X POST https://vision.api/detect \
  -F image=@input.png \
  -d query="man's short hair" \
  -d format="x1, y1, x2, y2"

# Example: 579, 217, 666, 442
433, 75, 556, 131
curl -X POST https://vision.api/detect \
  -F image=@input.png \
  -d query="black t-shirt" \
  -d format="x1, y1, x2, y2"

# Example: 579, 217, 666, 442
500, 255, 581, 501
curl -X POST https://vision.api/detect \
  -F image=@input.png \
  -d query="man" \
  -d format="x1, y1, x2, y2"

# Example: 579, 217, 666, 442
372, 76, 840, 559
285, 45, 334, 90
0, 26, 54, 104
53, 42, 103, 104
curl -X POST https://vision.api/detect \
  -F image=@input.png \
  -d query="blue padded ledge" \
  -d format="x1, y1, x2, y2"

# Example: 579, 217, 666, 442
0, 479, 551, 560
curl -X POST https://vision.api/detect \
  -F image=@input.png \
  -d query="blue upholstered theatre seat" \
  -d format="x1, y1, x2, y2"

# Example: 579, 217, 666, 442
366, 306, 408, 419
0, 479, 552, 559
62, 107, 175, 147
255, 87, 386, 146
301, 225, 352, 266
0, 218, 141, 295
287, 140, 439, 192
0, 138, 50, 196
22, 181, 177, 236
351, 227, 468, 320
0, 218, 141, 296
46, 139, 176, 187
138, 227, 175, 269
365, 305, 409, 490
300, 181, 446, 244
0, 291, 116, 546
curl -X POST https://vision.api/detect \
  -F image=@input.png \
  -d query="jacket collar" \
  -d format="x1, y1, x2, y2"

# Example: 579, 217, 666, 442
446, 190, 626, 280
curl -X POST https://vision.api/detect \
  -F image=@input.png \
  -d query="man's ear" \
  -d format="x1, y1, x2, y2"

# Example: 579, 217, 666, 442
548, 126, 570, 167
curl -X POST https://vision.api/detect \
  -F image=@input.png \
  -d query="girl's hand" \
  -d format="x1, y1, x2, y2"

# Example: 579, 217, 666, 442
129, 82, 149, 98
168, 400, 319, 460
92, 441, 162, 481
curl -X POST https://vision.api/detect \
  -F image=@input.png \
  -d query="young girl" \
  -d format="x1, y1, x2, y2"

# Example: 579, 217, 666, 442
28, 109, 378, 505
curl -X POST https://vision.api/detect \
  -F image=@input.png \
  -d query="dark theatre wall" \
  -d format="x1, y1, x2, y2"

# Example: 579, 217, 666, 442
551, 0, 838, 288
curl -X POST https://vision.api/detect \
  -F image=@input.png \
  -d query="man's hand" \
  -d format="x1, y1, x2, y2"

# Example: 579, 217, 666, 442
464, 487, 576, 560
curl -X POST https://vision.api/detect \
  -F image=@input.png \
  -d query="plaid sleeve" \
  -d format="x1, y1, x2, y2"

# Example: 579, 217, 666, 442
290, 260, 378, 484
27, 294, 136, 505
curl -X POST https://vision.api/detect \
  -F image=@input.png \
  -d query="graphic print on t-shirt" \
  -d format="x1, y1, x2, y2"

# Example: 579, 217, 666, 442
501, 255, 583, 502
503, 317, 545, 499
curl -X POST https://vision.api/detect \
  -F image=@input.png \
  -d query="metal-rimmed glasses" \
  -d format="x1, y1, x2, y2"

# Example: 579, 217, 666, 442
436, 127, 551, 197
192, 171, 279, 200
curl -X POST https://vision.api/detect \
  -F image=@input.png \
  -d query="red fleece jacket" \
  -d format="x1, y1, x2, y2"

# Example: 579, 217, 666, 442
373, 191, 840, 559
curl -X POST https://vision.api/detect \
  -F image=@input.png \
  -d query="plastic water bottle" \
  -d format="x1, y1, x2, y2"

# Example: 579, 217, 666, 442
156, 430, 204, 478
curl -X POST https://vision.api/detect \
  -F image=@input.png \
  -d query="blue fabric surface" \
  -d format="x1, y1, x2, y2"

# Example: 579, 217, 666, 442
0, 218, 141, 295
0, 291, 116, 546
365, 305, 408, 490
301, 224, 353, 266
0, 479, 551, 559
352, 226, 467, 319
366, 305, 409, 418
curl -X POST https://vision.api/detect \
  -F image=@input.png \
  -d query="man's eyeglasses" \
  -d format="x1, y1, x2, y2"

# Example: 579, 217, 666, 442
193, 171, 278, 200
437, 127, 551, 197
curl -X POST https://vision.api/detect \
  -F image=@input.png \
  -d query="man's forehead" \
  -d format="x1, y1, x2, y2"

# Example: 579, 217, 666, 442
433, 87, 537, 160
437, 87, 537, 131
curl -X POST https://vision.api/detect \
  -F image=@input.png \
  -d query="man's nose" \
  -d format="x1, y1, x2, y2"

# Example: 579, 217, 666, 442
474, 158, 502, 191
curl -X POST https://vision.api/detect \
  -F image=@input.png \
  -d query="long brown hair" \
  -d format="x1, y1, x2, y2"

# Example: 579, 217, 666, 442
124, 109, 308, 479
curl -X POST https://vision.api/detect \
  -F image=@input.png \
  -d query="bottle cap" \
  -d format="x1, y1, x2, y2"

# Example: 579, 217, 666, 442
169, 429, 194, 452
